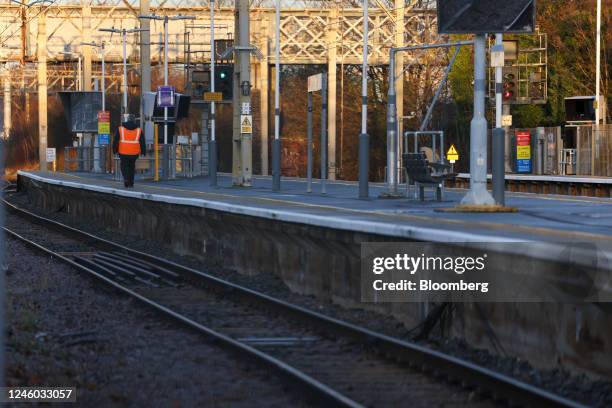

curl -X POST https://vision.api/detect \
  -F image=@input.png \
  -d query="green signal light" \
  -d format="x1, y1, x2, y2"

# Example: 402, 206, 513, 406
220, 71, 227, 79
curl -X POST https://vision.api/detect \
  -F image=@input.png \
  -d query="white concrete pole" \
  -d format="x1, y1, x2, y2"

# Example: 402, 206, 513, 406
82, 0, 92, 91
272, 0, 281, 191
38, 12, 48, 171
3, 69, 11, 140
358, 0, 369, 198
209, 0, 217, 186
101, 43, 105, 111
122, 29, 128, 118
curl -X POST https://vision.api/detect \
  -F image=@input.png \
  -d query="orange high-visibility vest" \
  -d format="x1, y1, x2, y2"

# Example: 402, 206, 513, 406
118, 127, 141, 155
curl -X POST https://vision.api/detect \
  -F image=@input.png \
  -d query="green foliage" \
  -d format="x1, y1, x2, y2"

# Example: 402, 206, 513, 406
512, 105, 545, 128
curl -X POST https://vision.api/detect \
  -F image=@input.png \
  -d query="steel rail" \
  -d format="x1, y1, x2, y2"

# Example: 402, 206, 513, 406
2, 224, 362, 408
3, 198, 587, 408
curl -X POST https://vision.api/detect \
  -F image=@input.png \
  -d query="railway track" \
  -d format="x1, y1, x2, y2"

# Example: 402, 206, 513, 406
3, 198, 587, 408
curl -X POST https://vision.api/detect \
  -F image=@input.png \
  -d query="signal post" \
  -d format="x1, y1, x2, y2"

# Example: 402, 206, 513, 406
232, 0, 253, 187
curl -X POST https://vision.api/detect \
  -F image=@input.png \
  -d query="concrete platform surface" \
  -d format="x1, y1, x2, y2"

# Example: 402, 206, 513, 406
18, 170, 612, 246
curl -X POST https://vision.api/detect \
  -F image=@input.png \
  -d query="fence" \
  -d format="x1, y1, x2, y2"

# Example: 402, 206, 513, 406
65, 144, 203, 180
574, 124, 612, 177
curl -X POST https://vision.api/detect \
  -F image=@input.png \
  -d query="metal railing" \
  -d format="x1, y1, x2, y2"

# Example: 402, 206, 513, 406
65, 144, 202, 181
112, 144, 201, 181
559, 148, 576, 176
64, 146, 112, 173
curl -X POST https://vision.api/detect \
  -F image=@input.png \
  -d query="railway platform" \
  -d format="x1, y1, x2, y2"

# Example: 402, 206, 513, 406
16, 170, 612, 244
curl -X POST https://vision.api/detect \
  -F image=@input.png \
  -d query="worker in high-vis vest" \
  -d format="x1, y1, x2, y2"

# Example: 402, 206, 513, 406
113, 114, 146, 188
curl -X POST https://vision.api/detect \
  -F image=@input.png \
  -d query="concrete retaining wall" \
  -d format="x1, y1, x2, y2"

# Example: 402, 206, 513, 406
17, 173, 612, 379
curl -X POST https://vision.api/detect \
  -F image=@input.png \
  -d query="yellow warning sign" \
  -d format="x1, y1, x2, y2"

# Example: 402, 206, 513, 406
240, 115, 253, 134
446, 144, 459, 163
204, 92, 223, 102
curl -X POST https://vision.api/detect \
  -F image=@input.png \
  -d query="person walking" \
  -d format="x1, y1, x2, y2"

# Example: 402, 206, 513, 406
113, 114, 146, 188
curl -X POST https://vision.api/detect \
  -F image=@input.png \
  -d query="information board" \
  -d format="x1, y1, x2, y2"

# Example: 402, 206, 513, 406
46, 148, 56, 162
515, 130, 531, 173
58, 92, 103, 133
437, 0, 535, 34
157, 85, 176, 108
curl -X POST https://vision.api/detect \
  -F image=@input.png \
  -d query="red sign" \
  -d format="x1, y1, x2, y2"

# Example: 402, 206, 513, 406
516, 131, 530, 146
97, 111, 110, 122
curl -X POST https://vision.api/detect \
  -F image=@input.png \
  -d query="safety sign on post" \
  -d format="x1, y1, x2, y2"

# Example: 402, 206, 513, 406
204, 92, 222, 102
502, 115, 512, 127
97, 134, 110, 145
46, 147, 56, 162
97, 111, 110, 135
307, 73, 323, 92
446, 144, 459, 164
240, 115, 253, 134
515, 130, 532, 173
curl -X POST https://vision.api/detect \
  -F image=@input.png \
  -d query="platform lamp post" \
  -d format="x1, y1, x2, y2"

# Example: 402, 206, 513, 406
99, 27, 148, 120
209, 0, 218, 187
271, 0, 281, 191
460, 34, 495, 206
358, 0, 369, 198
81, 41, 106, 173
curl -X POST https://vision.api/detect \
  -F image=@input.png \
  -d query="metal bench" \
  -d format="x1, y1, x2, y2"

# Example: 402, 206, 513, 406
403, 153, 456, 201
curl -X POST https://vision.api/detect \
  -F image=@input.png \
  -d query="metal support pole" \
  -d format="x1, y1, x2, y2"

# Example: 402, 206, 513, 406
461, 34, 495, 206
82, 2, 92, 91
307, 91, 313, 193
154, 123, 159, 181
321, 75, 327, 194
492, 33, 505, 206
420, 45, 461, 132
3, 69, 11, 140
595, 0, 601, 126
492, 128, 505, 206
384, 48, 399, 196
121, 29, 128, 118
358, 0, 369, 199
37, 12, 47, 171
209, 0, 217, 187
140, 0, 151, 143
272, 0, 281, 191
101, 43, 105, 111
503, 103, 511, 172
163, 16, 169, 145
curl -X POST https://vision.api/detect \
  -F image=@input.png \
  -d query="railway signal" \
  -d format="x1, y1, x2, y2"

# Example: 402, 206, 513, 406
502, 67, 517, 102
215, 65, 233, 101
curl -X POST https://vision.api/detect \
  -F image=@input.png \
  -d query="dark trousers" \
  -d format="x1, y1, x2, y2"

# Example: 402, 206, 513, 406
119, 154, 138, 186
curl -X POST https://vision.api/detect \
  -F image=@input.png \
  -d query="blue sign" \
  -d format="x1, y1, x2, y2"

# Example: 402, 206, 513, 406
517, 159, 531, 173
98, 134, 110, 145
157, 85, 175, 108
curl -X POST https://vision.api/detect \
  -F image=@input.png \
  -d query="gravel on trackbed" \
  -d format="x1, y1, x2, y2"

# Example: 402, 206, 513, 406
6, 191, 612, 407
5, 237, 311, 407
